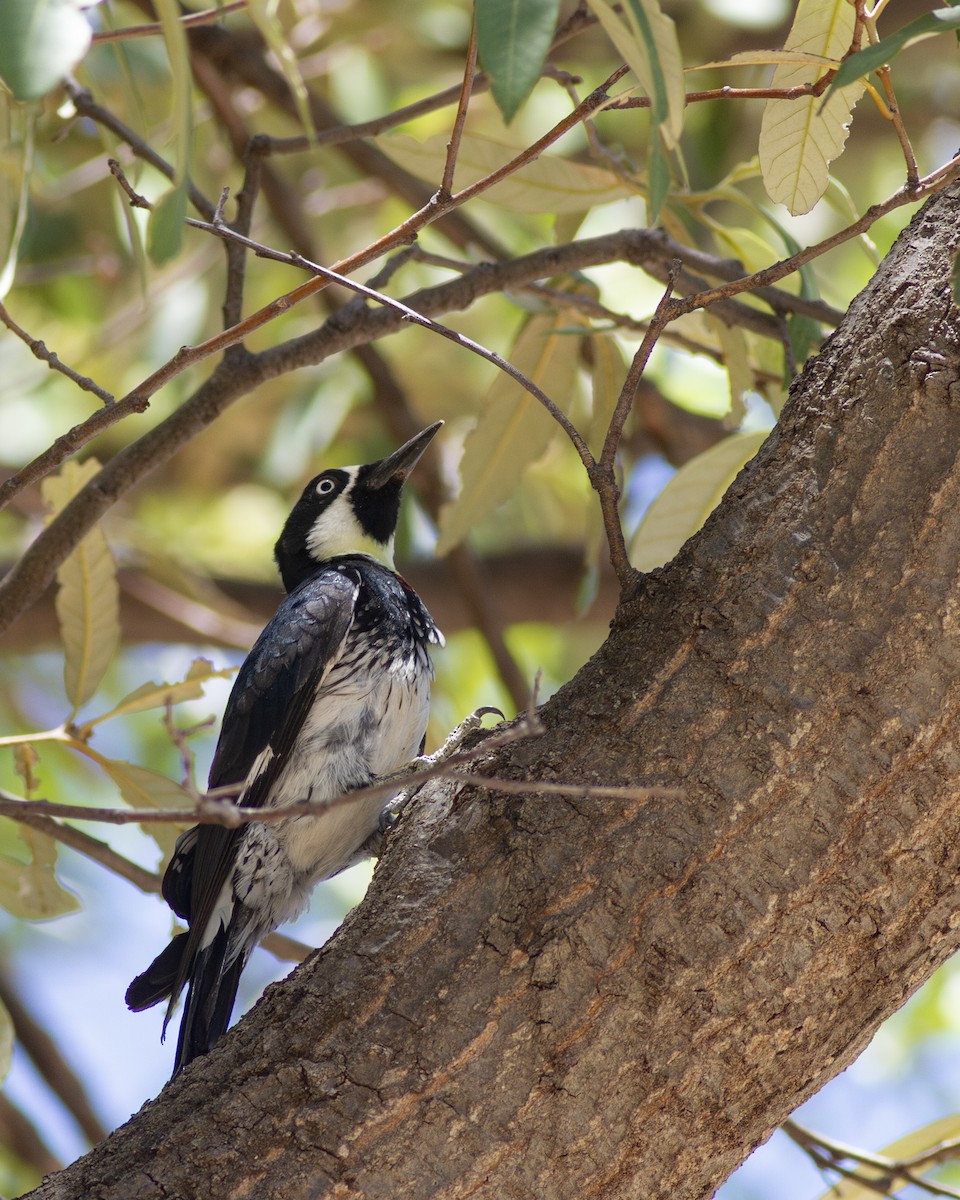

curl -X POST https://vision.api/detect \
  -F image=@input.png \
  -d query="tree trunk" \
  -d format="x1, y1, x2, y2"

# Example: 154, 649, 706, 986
25, 181, 960, 1200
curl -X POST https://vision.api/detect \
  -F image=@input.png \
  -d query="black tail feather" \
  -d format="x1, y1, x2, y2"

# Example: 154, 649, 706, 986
172, 924, 247, 1075
125, 932, 190, 1012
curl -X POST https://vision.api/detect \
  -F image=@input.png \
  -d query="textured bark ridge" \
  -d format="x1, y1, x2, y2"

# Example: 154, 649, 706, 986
29, 183, 960, 1200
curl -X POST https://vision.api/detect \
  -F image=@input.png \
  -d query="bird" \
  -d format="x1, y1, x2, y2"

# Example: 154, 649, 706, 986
126, 422, 444, 1074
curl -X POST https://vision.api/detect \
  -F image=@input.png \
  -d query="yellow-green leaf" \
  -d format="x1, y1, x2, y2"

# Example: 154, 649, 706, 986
758, 0, 866, 215
437, 310, 588, 555
691, 49, 840, 71
811, 1113, 960, 1200
41, 459, 120, 713
383, 132, 633, 214
87, 657, 236, 727
630, 430, 769, 571
247, 0, 316, 141
100, 759, 194, 858
0, 827, 80, 920
586, 0, 685, 147
0, 998, 12, 1084
588, 334, 629, 458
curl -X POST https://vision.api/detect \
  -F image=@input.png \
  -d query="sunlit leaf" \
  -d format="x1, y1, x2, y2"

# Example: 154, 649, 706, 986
41, 459, 120, 713
707, 316, 752, 428
100, 758, 194, 858
691, 50, 839, 71
476, 0, 562, 123
758, 0, 866, 215
0, 108, 34, 300
810, 1113, 960, 1200
586, 0, 685, 147
147, 177, 189, 266
0, 0, 92, 101
0, 827, 80, 920
588, 334, 629, 457
87, 658, 236, 727
0, 999, 12, 1084
384, 132, 632, 213
437, 310, 588, 555
829, 8, 960, 92
630, 429, 769, 571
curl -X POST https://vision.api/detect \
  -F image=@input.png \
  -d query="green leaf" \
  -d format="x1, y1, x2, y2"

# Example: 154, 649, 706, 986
437, 308, 588, 555
0, 999, 12, 1085
630, 430, 769, 571
247, 0, 317, 140
586, 0, 685, 147
0, 827, 80, 920
475, 0, 562, 123
758, 0, 865, 215
830, 8, 960, 92
41, 460, 120, 713
0, 0, 92, 102
147, 177, 189, 266
647, 134, 670, 224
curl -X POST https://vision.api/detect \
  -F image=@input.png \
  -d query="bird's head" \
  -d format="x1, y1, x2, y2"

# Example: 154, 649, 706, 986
274, 421, 442, 591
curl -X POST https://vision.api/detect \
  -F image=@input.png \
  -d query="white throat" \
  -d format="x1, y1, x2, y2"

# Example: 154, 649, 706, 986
306, 506, 396, 569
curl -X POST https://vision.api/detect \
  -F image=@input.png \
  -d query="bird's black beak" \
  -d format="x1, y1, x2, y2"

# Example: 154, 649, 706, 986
366, 421, 443, 490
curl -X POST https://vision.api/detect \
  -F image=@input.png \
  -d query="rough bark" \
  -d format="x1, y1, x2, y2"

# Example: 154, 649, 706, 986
24, 182, 960, 1200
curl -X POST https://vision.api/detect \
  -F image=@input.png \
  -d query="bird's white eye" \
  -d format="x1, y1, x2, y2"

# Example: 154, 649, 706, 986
316, 478, 336, 496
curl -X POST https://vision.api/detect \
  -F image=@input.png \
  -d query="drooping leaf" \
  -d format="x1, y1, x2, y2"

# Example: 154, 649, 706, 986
0, 999, 12, 1084
41, 460, 120, 713
0, 827, 80, 920
384, 131, 632, 213
247, 0, 316, 139
630, 429, 769, 571
100, 758, 195, 858
0, 0, 92, 102
146, 177, 189, 266
586, 0, 685, 147
475, 0, 562, 123
588, 334, 629, 457
153, 0, 192, 168
829, 7, 960, 92
86, 658, 237, 728
0, 108, 34, 300
758, 0, 866, 215
437, 310, 588, 555
707, 316, 752, 428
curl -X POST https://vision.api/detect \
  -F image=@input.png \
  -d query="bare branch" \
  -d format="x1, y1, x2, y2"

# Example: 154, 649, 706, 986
0, 301, 113, 405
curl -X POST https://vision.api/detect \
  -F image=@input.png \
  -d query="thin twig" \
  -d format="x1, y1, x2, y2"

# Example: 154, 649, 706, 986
188, 217, 596, 471
441, 18, 478, 198
782, 1119, 960, 1200
91, 1, 248, 43
0, 301, 113, 405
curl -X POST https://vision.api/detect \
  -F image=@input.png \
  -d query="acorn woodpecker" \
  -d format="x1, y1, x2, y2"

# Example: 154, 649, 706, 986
126, 422, 444, 1074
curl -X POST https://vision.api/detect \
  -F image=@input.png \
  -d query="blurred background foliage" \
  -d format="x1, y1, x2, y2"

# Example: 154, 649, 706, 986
2, 0, 960, 1194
